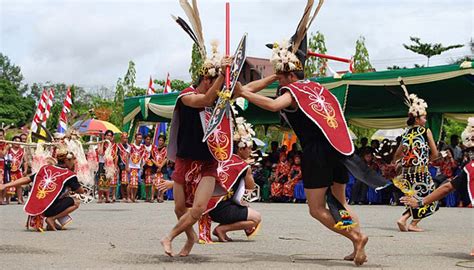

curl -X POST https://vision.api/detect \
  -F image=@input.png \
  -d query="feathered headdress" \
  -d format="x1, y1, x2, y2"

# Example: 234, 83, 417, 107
462, 117, 474, 148
172, 0, 221, 78
267, 0, 324, 73
233, 117, 255, 148
398, 77, 428, 117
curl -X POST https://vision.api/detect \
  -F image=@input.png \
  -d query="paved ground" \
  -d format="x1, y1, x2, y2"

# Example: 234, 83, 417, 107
0, 201, 473, 269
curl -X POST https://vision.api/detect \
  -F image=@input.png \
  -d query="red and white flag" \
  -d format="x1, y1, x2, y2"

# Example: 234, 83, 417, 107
164, 73, 172, 93
57, 87, 72, 134
31, 88, 49, 132
43, 88, 55, 122
147, 76, 155, 95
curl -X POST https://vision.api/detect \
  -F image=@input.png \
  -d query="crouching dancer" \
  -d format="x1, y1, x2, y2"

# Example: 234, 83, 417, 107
0, 147, 84, 231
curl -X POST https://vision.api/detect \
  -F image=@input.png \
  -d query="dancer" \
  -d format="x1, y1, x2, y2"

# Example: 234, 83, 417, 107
143, 134, 156, 202
391, 92, 439, 232
201, 116, 262, 243
234, 1, 369, 265
161, 0, 234, 257
283, 153, 302, 201
0, 129, 7, 205
116, 132, 130, 202
127, 133, 144, 203
0, 146, 84, 231
6, 136, 27, 204
97, 130, 116, 203
152, 134, 167, 202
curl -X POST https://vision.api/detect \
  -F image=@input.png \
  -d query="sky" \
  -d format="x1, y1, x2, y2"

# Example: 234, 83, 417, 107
0, 0, 472, 91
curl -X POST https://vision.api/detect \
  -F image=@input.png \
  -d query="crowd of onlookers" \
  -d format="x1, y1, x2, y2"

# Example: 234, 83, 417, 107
251, 134, 472, 208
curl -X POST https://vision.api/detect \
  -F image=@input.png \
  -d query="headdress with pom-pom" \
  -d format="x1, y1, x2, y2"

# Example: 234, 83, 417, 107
266, 0, 325, 73
398, 77, 428, 117
232, 117, 255, 148
172, 0, 222, 78
461, 117, 474, 148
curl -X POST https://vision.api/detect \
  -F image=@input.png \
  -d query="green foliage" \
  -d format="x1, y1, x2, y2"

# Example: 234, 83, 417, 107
353, 36, 374, 73
123, 61, 136, 96
0, 54, 35, 126
442, 118, 465, 141
348, 124, 377, 146
0, 52, 27, 94
305, 31, 328, 78
154, 79, 189, 92
189, 43, 203, 84
0, 79, 35, 127
387, 65, 407, 70
403, 36, 464, 66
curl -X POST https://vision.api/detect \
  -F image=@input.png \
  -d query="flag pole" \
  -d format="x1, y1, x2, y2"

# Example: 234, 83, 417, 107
225, 2, 230, 90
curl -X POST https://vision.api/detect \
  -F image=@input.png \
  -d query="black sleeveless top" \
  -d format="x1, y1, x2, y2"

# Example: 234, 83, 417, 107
176, 98, 213, 161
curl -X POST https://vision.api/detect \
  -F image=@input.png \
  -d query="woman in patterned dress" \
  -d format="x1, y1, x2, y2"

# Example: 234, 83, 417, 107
392, 93, 439, 232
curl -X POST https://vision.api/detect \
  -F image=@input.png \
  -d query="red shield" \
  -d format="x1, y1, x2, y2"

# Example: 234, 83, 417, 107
24, 165, 76, 216
283, 81, 354, 155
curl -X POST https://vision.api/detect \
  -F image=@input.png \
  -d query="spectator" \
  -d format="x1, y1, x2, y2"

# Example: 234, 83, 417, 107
350, 149, 373, 205
431, 148, 458, 187
370, 139, 380, 153
450, 135, 463, 162
357, 137, 370, 155
267, 141, 280, 164
270, 153, 290, 201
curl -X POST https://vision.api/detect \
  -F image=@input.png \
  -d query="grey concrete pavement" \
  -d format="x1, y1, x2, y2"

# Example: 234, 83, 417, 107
0, 202, 473, 269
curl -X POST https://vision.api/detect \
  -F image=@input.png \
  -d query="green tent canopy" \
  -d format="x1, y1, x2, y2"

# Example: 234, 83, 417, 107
123, 62, 474, 140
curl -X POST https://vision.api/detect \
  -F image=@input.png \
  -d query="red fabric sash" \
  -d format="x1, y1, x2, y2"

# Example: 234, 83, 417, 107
9, 148, 25, 172
464, 161, 474, 204
129, 144, 144, 165
282, 81, 354, 155
117, 143, 129, 163
204, 154, 249, 214
24, 165, 76, 216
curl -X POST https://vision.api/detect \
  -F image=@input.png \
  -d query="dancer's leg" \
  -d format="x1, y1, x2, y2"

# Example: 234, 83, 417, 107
161, 177, 215, 257
305, 188, 368, 266
213, 208, 261, 242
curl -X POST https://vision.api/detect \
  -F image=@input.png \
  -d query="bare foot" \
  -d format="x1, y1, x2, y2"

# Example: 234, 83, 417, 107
160, 236, 174, 257
344, 251, 356, 261
354, 233, 369, 266
179, 232, 198, 257
212, 227, 232, 242
397, 220, 408, 232
408, 224, 424, 232
45, 217, 57, 231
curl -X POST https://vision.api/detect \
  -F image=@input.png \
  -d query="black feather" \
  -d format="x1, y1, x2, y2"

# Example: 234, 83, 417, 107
172, 15, 199, 47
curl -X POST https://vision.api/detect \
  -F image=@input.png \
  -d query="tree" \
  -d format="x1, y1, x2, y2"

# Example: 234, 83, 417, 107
387, 65, 407, 70
0, 54, 35, 126
0, 79, 35, 127
403, 36, 464, 67
154, 79, 189, 92
189, 43, 203, 84
123, 61, 136, 96
0, 53, 27, 94
353, 36, 374, 73
305, 31, 328, 78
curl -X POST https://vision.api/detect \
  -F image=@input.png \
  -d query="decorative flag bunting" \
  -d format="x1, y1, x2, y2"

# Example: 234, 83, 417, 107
57, 87, 72, 134
147, 76, 155, 95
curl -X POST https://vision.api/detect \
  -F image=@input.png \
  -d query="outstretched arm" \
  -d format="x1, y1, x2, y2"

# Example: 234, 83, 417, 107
181, 74, 225, 108
400, 181, 455, 208
238, 85, 294, 112
242, 74, 278, 93
426, 129, 440, 161
0, 176, 32, 191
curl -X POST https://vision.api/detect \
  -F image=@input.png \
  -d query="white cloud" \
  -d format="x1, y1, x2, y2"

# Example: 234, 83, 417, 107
0, 0, 472, 89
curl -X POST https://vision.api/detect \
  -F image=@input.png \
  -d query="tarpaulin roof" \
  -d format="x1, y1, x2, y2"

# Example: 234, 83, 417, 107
123, 62, 474, 139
